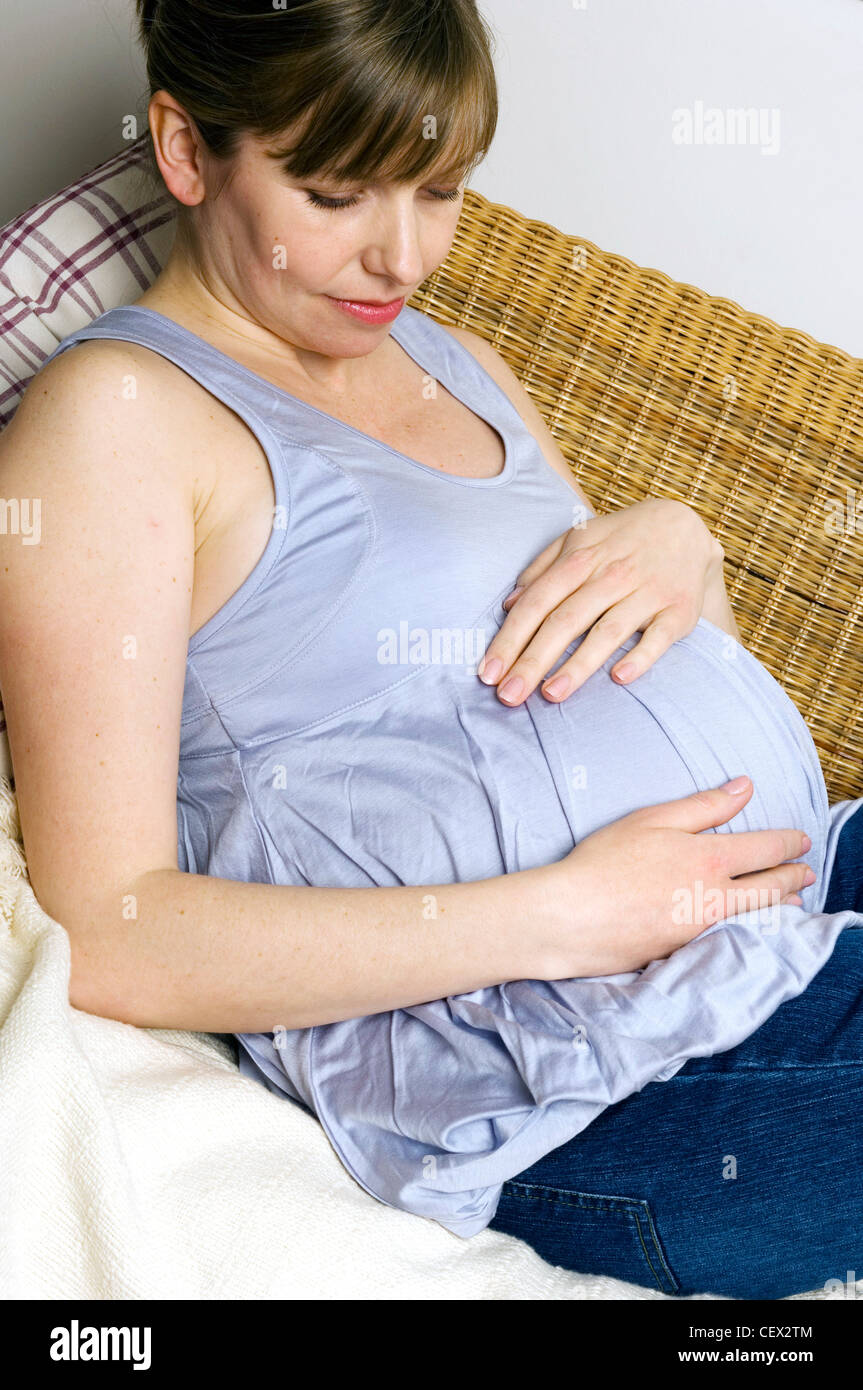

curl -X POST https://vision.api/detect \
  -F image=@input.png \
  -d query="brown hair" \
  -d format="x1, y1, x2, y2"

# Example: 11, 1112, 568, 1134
134, 0, 498, 220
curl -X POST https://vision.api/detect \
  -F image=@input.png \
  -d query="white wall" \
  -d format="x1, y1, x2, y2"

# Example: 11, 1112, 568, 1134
1, 0, 861, 357
473, 0, 863, 357
0, 0, 147, 226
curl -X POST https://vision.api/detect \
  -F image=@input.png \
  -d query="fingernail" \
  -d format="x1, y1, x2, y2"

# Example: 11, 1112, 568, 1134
542, 674, 570, 699
502, 585, 524, 608
803, 867, 816, 886
613, 663, 635, 683
721, 776, 750, 795
498, 675, 524, 703
478, 656, 503, 684
801, 834, 812, 853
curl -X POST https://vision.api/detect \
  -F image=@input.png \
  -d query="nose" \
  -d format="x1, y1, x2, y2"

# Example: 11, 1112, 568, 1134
363, 193, 426, 291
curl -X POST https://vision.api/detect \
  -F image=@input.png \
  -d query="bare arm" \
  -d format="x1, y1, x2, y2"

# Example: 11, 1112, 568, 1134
84, 866, 548, 1031
0, 344, 550, 1032
0, 345, 788, 1036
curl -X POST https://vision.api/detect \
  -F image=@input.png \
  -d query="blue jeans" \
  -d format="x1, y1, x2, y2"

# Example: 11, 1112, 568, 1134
488, 808, 863, 1299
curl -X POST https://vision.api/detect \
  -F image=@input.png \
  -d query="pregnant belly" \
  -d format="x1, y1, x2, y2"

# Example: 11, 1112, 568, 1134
525, 614, 829, 905
236, 615, 847, 1236
247, 614, 829, 914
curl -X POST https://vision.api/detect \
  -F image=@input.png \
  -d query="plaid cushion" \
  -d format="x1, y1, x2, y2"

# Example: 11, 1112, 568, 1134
0, 135, 175, 428
0, 136, 176, 783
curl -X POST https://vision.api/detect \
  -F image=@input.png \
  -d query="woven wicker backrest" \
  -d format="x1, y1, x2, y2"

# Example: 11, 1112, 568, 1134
410, 189, 863, 803
2, 151, 859, 802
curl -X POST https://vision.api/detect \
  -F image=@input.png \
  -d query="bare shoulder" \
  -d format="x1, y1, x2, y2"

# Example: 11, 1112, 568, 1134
0, 336, 225, 522
3, 335, 201, 461
10, 334, 170, 410
439, 322, 590, 503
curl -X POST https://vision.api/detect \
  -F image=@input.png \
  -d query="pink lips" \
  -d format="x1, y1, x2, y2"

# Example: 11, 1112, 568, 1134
326, 295, 405, 324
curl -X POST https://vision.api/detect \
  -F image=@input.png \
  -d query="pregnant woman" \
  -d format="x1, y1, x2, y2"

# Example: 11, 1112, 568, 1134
1, 0, 861, 1300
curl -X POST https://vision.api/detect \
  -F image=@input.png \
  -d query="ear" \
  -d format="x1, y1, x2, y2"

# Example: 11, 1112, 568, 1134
148, 89, 208, 209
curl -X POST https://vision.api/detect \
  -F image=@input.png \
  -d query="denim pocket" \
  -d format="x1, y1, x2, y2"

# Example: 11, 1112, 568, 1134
491, 1180, 680, 1295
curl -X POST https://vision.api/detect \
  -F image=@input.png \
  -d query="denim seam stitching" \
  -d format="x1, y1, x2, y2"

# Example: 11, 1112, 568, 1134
503, 1181, 679, 1295
672, 1060, 863, 1076
633, 1206, 680, 1295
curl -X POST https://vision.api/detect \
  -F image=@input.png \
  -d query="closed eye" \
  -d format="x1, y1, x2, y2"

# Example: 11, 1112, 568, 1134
304, 186, 462, 211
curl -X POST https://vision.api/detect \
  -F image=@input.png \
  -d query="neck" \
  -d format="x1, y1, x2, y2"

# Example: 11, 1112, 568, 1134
135, 230, 388, 398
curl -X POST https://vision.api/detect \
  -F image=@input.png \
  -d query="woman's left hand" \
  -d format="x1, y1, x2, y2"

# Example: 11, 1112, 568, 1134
476, 498, 728, 705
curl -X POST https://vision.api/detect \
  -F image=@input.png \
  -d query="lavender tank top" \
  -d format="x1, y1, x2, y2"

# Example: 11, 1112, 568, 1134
43, 303, 862, 1237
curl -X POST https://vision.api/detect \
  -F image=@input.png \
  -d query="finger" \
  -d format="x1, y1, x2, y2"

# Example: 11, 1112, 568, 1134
720, 827, 813, 878
483, 556, 638, 703
539, 594, 652, 701
497, 578, 639, 705
609, 606, 695, 685
478, 545, 601, 687
639, 789, 812, 869
632, 779, 755, 832
501, 534, 567, 610
722, 861, 816, 914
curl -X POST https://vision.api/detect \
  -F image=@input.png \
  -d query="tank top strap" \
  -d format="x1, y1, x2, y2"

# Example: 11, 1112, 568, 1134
39, 305, 288, 431
41, 302, 530, 460
389, 305, 531, 442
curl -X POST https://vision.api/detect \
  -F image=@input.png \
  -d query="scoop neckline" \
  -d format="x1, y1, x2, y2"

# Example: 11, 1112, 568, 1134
117, 303, 518, 489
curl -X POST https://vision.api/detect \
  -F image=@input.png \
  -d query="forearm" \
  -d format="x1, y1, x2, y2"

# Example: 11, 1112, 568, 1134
67, 864, 555, 1032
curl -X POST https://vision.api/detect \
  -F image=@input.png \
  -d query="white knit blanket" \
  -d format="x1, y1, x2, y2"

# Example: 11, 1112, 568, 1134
0, 778, 839, 1300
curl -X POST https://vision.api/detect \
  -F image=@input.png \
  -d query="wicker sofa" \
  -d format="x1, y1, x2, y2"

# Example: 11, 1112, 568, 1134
411, 195, 863, 805
0, 135, 861, 1303
1, 136, 861, 801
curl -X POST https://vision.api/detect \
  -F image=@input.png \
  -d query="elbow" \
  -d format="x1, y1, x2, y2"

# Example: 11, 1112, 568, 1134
61, 901, 157, 1025
25, 877, 133, 1021
67, 934, 139, 1023
40, 867, 177, 1026
65, 949, 102, 1016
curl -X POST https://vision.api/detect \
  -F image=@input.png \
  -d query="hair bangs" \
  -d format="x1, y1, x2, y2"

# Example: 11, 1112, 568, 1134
136, 0, 499, 220
266, 33, 497, 186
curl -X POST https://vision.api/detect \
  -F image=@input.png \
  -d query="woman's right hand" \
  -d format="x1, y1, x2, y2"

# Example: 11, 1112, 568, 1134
540, 776, 816, 978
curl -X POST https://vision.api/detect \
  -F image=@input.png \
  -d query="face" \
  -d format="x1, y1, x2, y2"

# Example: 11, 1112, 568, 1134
179, 124, 467, 360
